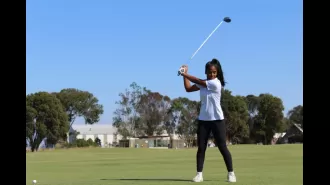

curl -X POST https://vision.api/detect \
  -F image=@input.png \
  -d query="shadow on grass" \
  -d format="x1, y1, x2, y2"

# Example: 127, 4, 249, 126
101, 178, 212, 182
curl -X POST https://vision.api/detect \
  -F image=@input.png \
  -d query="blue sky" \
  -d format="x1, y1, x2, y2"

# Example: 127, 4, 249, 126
26, 0, 303, 125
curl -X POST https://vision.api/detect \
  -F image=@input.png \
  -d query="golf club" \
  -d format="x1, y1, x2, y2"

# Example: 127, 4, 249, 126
177, 17, 231, 76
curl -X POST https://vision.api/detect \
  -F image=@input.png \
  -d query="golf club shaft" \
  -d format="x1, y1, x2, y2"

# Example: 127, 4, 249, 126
190, 20, 224, 60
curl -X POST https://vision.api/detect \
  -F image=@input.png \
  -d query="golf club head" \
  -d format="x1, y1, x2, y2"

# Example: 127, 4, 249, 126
223, 17, 231, 23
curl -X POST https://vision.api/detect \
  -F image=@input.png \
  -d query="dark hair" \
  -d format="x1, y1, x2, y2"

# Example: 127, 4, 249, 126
205, 58, 226, 87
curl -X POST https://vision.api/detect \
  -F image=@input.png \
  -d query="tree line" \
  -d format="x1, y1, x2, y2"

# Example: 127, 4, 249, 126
26, 82, 303, 151
26, 88, 104, 152
112, 82, 303, 146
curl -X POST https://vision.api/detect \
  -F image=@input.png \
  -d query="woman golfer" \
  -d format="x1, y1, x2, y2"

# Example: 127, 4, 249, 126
179, 58, 236, 183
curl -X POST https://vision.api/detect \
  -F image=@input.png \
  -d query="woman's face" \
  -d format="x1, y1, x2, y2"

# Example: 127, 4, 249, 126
206, 65, 217, 80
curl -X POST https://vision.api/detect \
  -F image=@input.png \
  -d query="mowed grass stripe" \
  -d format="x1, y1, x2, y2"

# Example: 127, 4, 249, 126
26, 144, 302, 185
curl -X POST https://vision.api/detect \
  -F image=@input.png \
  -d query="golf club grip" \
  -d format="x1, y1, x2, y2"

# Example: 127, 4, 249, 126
177, 67, 185, 76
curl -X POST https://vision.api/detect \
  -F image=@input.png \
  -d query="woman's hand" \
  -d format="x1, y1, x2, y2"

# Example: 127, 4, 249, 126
181, 64, 202, 92
181, 65, 188, 74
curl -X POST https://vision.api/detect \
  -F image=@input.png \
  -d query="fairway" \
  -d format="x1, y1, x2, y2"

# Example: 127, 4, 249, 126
26, 144, 302, 185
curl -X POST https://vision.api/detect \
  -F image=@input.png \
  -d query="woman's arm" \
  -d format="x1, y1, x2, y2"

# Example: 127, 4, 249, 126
180, 65, 206, 91
183, 76, 200, 92
182, 73, 207, 88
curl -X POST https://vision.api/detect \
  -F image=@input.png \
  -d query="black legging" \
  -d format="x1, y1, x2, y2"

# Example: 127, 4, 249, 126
196, 119, 233, 172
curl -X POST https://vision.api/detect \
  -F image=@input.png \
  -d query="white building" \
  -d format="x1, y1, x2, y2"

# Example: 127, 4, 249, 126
69, 124, 122, 147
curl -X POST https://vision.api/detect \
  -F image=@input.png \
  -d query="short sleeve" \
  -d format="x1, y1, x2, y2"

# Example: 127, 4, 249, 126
205, 79, 221, 91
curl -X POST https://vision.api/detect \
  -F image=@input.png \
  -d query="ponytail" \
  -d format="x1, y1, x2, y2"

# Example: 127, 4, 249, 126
210, 58, 226, 87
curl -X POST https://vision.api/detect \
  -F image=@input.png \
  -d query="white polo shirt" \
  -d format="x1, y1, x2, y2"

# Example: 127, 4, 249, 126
195, 78, 224, 121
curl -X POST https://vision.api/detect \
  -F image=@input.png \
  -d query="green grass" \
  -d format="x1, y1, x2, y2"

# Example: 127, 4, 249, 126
26, 144, 302, 185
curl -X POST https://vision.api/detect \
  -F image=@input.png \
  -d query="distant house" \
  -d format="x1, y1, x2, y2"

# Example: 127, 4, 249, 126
119, 131, 190, 148
274, 124, 303, 144
69, 124, 122, 147
69, 125, 194, 148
